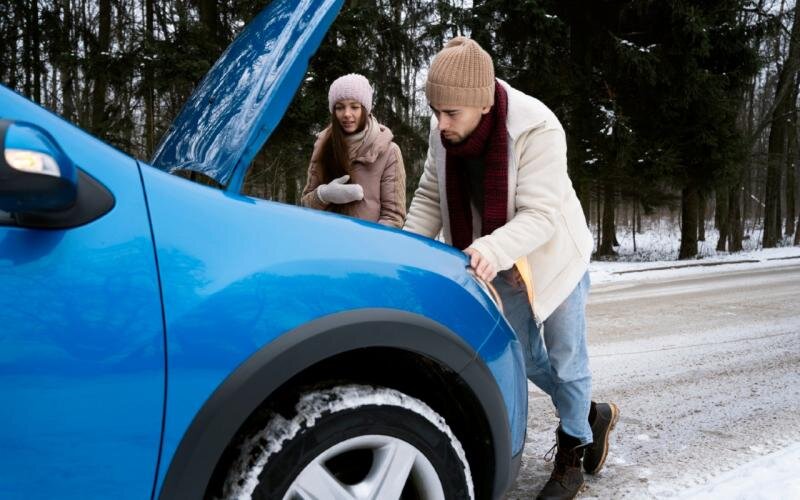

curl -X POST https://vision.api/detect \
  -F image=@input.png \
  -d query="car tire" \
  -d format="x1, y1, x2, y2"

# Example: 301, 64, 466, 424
220, 384, 474, 500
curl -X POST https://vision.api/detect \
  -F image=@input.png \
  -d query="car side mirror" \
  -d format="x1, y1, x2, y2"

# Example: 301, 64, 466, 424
0, 120, 78, 213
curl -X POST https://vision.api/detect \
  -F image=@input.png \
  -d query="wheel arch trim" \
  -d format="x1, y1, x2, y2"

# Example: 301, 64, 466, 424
158, 308, 512, 500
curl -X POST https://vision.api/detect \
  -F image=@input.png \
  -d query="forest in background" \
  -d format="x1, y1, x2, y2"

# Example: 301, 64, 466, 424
2, 0, 800, 259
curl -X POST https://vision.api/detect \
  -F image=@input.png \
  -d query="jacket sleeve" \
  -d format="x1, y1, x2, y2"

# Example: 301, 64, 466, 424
377, 143, 407, 228
468, 127, 568, 271
300, 157, 329, 210
403, 126, 443, 237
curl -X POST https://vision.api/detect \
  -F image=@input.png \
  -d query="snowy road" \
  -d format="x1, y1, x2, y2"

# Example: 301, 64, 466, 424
506, 262, 800, 499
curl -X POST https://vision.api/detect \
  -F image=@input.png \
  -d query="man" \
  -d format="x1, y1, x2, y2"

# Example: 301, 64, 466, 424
404, 37, 619, 500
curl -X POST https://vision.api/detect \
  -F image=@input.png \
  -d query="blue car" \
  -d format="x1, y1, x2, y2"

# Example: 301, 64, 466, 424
0, 0, 527, 498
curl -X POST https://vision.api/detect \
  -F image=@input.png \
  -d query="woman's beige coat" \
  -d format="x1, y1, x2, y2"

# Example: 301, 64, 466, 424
404, 80, 593, 322
301, 116, 406, 228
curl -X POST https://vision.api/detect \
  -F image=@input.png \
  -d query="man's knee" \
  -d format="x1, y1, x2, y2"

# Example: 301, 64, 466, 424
549, 363, 591, 385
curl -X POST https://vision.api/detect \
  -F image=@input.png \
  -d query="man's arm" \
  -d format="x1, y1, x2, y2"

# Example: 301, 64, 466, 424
403, 125, 443, 238
468, 126, 568, 272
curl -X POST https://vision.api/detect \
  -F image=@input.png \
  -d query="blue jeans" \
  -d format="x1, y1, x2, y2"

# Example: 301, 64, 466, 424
493, 268, 593, 444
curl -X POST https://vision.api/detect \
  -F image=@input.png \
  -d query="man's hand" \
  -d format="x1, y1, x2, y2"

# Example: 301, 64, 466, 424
464, 247, 497, 282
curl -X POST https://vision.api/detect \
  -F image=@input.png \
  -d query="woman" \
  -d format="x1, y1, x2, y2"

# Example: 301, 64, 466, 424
301, 73, 406, 227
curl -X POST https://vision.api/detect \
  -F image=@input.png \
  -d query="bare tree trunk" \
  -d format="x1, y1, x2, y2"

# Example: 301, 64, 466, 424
743, 165, 752, 228
197, 0, 221, 49
285, 169, 298, 205
59, 0, 76, 122
679, 185, 699, 259
0, 7, 6, 85
632, 200, 638, 253
729, 184, 744, 252
31, 0, 41, 103
764, 121, 785, 247
580, 183, 590, 222
636, 197, 642, 233
786, 86, 797, 237
717, 188, 730, 251
764, 5, 800, 247
597, 181, 617, 257
795, 211, 800, 244
21, 0, 32, 97
596, 187, 602, 252
145, 0, 155, 156
764, 109, 786, 247
91, 0, 111, 133
698, 191, 707, 241
49, 60, 58, 109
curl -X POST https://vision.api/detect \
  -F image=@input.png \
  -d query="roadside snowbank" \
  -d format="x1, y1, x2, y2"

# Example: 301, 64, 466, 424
676, 442, 800, 499
590, 245, 800, 285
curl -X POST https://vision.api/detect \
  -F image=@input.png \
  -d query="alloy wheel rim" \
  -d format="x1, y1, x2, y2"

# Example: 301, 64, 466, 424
283, 434, 445, 500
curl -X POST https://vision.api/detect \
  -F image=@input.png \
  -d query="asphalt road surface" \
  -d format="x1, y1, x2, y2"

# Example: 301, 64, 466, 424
506, 263, 800, 499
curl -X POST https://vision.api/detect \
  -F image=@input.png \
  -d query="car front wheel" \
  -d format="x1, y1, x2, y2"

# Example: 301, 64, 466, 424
221, 384, 474, 499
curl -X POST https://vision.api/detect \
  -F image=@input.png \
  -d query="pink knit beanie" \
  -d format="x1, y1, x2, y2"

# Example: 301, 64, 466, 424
328, 73, 373, 114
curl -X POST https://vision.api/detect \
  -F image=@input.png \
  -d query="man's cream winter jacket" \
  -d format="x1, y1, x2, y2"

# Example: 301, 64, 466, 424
404, 80, 593, 322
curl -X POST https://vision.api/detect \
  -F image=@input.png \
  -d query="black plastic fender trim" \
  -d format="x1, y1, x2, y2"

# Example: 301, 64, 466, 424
158, 308, 512, 500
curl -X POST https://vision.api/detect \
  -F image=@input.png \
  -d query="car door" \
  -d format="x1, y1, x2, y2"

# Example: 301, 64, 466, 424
0, 86, 165, 499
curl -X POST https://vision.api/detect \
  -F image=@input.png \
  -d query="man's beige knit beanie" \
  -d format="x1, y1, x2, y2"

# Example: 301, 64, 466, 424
426, 36, 495, 109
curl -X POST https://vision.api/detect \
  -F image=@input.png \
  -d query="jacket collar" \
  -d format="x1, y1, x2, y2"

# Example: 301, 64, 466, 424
496, 79, 548, 141
351, 115, 393, 164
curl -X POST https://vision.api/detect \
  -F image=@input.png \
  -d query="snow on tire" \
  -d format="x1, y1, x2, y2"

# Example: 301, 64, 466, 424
220, 384, 475, 500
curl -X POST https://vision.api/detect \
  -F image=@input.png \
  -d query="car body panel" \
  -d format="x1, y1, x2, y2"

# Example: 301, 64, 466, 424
0, 86, 165, 499
150, 0, 344, 192
478, 317, 529, 454
138, 163, 510, 492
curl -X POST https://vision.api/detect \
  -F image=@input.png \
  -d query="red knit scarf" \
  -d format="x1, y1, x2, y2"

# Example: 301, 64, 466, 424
443, 81, 509, 250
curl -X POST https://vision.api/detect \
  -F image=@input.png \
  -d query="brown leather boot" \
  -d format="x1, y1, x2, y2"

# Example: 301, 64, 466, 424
536, 428, 586, 500
583, 401, 620, 474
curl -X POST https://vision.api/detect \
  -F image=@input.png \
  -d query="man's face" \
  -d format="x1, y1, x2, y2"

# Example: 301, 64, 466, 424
431, 104, 491, 143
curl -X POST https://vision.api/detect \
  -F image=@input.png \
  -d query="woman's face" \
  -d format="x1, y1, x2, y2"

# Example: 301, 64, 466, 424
334, 99, 364, 134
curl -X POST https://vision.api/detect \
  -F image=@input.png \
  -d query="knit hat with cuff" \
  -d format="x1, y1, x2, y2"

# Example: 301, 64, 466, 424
426, 37, 495, 109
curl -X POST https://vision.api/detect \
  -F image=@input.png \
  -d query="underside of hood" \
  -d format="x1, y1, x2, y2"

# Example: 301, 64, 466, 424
151, 0, 343, 192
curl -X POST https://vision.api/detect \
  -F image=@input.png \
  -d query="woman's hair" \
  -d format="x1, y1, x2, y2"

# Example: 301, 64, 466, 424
319, 109, 367, 184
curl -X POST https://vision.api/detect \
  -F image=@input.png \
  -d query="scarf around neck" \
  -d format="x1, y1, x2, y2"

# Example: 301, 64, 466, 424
442, 81, 509, 250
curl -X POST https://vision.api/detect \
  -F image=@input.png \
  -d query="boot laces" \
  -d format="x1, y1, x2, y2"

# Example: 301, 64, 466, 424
544, 443, 557, 462
545, 445, 574, 483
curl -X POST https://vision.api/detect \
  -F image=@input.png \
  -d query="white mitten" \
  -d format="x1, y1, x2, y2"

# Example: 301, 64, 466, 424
316, 174, 364, 204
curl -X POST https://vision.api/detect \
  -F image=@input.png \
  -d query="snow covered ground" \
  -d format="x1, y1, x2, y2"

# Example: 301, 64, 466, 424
589, 221, 774, 262
679, 442, 800, 500
588, 222, 800, 285
590, 243, 799, 499
507, 229, 800, 499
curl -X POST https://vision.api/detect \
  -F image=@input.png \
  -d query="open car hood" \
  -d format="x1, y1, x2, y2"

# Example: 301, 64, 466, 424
151, 0, 343, 192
